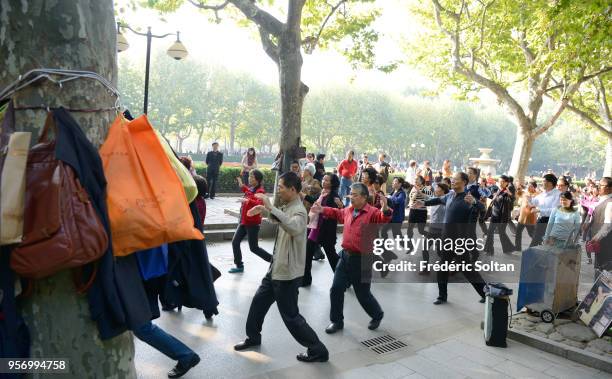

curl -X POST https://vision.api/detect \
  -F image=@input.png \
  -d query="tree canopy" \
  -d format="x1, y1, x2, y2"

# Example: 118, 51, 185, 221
407, 0, 611, 179
118, 55, 606, 175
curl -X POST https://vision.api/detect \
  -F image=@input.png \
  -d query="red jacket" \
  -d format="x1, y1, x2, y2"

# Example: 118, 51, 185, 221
337, 159, 358, 179
240, 185, 265, 225
322, 203, 392, 254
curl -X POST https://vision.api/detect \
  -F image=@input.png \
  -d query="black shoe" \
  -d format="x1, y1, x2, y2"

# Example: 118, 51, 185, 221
234, 338, 261, 351
433, 298, 447, 305
325, 322, 344, 334
368, 317, 382, 330
296, 352, 329, 363
204, 311, 213, 320
168, 354, 200, 378
479, 297, 486, 303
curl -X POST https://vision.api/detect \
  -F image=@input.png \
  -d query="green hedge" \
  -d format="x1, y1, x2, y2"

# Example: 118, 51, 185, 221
194, 165, 276, 193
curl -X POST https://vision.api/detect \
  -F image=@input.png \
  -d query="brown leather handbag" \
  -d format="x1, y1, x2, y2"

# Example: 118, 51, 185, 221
10, 113, 108, 280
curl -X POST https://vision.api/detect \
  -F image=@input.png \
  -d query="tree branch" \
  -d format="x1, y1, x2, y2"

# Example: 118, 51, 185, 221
597, 75, 611, 125
545, 67, 612, 93
562, 99, 612, 135
231, 0, 284, 36
431, 0, 529, 127
258, 28, 280, 65
534, 80, 582, 137
188, 0, 284, 35
518, 31, 535, 65
188, 0, 229, 11
305, 0, 348, 53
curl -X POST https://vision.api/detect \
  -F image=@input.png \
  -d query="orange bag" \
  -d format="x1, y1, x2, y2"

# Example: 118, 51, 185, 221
99, 115, 203, 256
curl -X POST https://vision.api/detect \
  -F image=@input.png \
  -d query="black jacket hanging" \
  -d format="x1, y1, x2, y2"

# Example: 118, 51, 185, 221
163, 202, 219, 315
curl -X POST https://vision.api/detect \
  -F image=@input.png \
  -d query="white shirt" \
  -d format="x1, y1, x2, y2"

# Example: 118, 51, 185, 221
593, 193, 612, 241
530, 188, 561, 218
405, 166, 418, 185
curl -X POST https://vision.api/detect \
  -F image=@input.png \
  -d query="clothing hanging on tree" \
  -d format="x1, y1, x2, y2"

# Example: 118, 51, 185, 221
0, 247, 31, 373
48, 108, 151, 339
99, 114, 203, 257
163, 203, 219, 316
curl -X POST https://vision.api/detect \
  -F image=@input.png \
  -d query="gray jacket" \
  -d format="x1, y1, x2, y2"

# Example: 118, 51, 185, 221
263, 197, 307, 281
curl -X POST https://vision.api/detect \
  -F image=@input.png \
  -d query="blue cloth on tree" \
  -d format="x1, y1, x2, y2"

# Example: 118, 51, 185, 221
136, 245, 169, 281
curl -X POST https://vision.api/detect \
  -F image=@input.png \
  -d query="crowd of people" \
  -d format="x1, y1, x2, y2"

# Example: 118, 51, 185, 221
162, 145, 611, 375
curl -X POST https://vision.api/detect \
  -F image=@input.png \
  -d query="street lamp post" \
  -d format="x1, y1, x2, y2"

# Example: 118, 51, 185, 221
116, 23, 188, 114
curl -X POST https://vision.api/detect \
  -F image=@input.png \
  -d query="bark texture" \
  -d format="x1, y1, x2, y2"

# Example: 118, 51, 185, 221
0, 1, 136, 377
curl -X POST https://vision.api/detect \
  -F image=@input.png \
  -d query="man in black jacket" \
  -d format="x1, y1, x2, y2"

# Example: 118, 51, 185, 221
205, 142, 223, 199
416, 172, 487, 305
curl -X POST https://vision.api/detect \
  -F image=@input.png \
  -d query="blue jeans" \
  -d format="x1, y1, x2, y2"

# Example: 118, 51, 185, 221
339, 177, 352, 207
133, 322, 196, 365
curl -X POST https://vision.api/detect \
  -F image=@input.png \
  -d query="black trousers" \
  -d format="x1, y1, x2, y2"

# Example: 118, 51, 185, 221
484, 217, 515, 254
245, 273, 328, 356
437, 248, 486, 301
423, 228, 443, 263
529, 217, 550, 247
304, 238, 338, 284
330, 250, 383, 323
515, 223, 535, 251
407, 209, 427, 262
232, 224, 272, 267
206, 171, 219, 198
380, 223, 401, 262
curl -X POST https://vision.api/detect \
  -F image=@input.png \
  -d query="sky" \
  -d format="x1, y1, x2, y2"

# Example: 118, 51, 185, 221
115, 0, 435, 94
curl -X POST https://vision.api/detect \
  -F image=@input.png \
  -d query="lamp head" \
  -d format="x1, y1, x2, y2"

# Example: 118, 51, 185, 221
116, 23, 129, 52
167, 31, 188, 60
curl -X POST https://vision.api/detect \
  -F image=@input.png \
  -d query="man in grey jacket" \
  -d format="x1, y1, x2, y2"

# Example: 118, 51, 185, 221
233, 172, 329, 363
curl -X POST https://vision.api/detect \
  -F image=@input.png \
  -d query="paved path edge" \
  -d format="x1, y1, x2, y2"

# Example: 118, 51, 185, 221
507, 328, 612, 373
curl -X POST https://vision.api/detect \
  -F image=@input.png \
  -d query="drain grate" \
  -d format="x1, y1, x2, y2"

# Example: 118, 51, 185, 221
361, 335, 407, 355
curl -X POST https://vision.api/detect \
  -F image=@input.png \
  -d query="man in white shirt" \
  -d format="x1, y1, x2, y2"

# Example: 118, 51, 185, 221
374, 153, 391, 194
405, 160, 418, 186
528, 174, 562, 247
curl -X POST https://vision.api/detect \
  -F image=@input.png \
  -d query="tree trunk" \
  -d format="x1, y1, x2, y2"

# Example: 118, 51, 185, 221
508, 124, 535, 183
196, 126, 204, 154
229, 121, 237, 155
604, 132, 612, 177
178, 137, 184, 153
278, 25, 307, 173
0, 1, 136, 378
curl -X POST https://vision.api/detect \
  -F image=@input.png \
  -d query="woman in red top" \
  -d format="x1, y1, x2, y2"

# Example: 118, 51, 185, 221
229, 169, 272, 273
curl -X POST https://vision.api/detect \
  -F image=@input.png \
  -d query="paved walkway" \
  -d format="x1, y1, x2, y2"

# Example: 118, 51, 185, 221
135, 237, 610, 379
205, 196, 242, 224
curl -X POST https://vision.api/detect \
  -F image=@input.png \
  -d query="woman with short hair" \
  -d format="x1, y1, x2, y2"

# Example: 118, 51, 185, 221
544, 191, 582, 247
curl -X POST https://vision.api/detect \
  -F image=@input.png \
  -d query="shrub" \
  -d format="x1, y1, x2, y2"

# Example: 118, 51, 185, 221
194, 165, 276, 193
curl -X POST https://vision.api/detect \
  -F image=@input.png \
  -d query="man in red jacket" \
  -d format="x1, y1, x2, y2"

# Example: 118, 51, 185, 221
311, 182, 392, 333
337, 150, 358, 207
